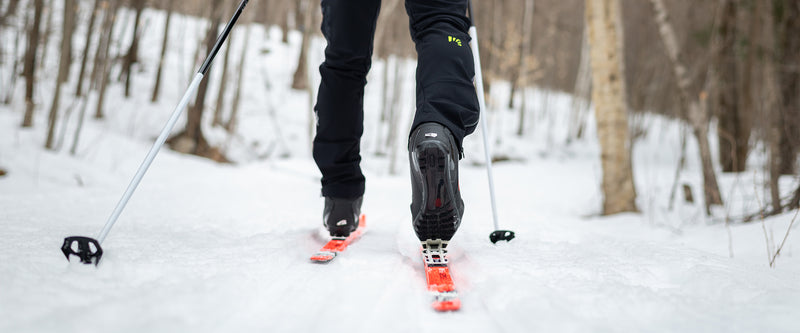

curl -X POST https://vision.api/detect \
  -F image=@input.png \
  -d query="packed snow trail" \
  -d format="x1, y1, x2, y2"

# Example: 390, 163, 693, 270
2, 113, 799, 332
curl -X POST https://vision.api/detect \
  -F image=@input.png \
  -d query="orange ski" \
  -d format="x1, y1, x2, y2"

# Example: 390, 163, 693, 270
422, 240, 461, 311
310, 214, 366, 263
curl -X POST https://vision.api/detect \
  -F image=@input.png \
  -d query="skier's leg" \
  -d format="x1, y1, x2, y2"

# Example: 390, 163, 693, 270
314, 0, 381, 236
405, 0, 479, 154
405, 0, 478, 242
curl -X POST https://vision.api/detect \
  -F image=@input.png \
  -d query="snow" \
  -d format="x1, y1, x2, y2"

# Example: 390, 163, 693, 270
2, 7, 800, 333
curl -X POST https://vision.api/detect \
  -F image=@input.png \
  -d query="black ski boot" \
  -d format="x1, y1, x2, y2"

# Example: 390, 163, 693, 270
323, 196, 362, 237
409, 122, 464, 242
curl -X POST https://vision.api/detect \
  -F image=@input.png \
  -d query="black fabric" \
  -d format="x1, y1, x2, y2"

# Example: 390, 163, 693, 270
313, 0, 479, 199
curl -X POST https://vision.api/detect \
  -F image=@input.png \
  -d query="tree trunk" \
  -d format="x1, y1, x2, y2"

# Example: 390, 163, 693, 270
37, 0, 54, 72
649, 0, 723, 213
46, 0, 76, 150
375, 57, 390, 154
712, 0, 748, 173
122, 0, 145, 97
732, 0, 756, 173
291, 0, 311, 90
385, 58, 403, 153
75, 0, 99, 97
387, 60, 406, 175
568, 27, 592, 142
3, 12, 25, 104
213, 11, 233, 127
151, 0, 174, 103
94, 0, 120, 119
760, 0, 784, 213
776, 0, 800, 175
790, 182, 800, 211
585, 0, 638, 215
226, 21, 253, 133
169, 0, 224, 160
21, 0, 44, 128
279, 1, 289, 44
517, 0, 534, 137
90, 0, 110, 90
0, 0, 21, 27
487, 0, 504, 100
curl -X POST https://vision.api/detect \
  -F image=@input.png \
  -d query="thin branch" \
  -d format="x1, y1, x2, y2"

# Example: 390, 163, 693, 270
754, 171, 772, 264
770, 207, 799, 268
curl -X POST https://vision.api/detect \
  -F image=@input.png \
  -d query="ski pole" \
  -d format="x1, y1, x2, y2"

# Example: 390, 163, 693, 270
467, 0, 515, 243
61, 0, 251, 265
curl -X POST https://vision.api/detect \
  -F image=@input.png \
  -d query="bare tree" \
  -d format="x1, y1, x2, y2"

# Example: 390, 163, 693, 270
775, 0, 800, 176
121, 0, 145, 97
152, 0, 175, 102
568, 27, 592, 143
2, 9, 26, 105
75, 0, 100, 97
291, 0, 313, 90
37, 0, 54, 72
585, 0, 638, 215
0, 0, 21, 27
94, 0, 120, 119
226, 20, 254, 134
21, 0, 45, 128
516, 0, 534, 136
711, 0, 750, 173
168, 0, 227, 162
213, 4, 233, 127
45, 0, 76, 149
649, 0, 723, 214
372, 0, 403, 155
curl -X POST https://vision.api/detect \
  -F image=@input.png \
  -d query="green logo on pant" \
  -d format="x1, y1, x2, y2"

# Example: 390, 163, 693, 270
448, 36, 462, 47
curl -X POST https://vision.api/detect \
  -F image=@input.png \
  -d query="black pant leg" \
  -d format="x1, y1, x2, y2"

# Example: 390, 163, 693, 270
314, 0, 382, 199
405, 0, 480, 154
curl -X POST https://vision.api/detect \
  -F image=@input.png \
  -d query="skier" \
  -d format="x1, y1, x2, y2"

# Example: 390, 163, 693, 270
314, 0, 479, 246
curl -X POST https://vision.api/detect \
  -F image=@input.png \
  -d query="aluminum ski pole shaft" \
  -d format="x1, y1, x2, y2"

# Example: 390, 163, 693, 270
96, 0, 250, 244
468, 26, 501, 232
468, 0, 515, 243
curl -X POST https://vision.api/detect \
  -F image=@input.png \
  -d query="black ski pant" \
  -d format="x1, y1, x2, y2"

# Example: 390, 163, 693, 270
313, 0, 480, 199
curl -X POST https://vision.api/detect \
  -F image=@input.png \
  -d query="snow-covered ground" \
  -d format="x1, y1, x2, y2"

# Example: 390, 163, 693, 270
1, 6, 799, 333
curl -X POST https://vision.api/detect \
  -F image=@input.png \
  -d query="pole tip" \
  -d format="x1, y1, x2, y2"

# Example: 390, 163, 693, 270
62, 236, 103, 266
489, 230, 515, 244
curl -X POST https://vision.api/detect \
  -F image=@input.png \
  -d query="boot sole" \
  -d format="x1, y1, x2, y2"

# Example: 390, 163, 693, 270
411, 141, 460, 241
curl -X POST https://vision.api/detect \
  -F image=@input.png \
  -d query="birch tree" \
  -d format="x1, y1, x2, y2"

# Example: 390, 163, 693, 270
648, 0, 723, 213
585, 0, 638, 215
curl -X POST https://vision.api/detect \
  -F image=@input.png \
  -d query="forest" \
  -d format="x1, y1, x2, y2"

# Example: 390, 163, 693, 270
1, 0, 797, 218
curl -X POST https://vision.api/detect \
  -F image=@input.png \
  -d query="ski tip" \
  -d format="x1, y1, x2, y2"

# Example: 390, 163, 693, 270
310, 251, 336, 263
432, 299, 461, 312
431, 291, 460, 311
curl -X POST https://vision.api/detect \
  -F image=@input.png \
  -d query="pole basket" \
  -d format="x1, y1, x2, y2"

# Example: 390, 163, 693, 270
489, 230, 515, 244
61, 236, 103, 265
